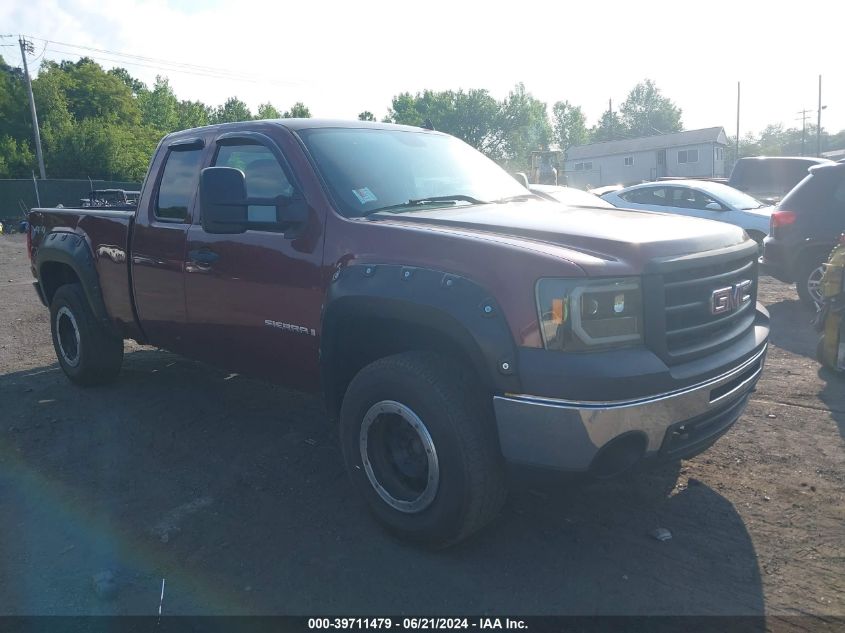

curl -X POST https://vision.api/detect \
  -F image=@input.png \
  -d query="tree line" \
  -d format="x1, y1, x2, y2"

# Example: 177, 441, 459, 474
0, 56, 842, 182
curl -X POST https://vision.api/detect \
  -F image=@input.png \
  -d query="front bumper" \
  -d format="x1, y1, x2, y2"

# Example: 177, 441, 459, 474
493, 342, 766, 472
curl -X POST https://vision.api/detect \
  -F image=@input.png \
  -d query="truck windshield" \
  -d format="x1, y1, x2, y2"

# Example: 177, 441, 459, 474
297, 127, 529, 218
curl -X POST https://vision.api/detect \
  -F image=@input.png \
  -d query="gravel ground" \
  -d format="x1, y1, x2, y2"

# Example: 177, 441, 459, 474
0, 232, 842, 622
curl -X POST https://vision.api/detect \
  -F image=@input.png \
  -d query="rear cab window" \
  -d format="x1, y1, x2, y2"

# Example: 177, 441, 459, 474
156, 148, 204, 222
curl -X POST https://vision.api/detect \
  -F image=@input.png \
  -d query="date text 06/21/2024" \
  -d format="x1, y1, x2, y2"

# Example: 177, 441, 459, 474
307, 618, 527, 630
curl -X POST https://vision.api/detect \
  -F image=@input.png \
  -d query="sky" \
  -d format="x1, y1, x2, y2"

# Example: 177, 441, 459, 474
2, 0, 843, 137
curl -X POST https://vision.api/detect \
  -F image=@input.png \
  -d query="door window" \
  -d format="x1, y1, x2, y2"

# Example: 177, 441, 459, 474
622, 187, 669, 206
214, 144, 295, 223
668, 188, 724, 210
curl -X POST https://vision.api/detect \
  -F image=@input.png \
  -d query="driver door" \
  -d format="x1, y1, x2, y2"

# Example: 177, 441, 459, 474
183, 132, 325, 389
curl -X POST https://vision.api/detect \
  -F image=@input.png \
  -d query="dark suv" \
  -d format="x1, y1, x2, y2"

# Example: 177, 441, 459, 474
762, 161, 845, 305
729, 156, 833, 206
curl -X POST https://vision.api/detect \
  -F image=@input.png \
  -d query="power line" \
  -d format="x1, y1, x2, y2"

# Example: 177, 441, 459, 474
31, 41, 48, 63
23, 35, 302, 87
45, 44, 298, 88
25, 35, 245, 74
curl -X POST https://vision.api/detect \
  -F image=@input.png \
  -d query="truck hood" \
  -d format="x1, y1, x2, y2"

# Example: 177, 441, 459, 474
376, 201, 748, 274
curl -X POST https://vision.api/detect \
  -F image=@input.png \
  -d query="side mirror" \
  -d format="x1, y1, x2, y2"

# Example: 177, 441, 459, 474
705, 202, 724, 211
200, 167, 248, 234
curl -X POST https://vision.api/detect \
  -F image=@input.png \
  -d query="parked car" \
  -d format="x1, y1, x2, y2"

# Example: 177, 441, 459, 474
528, 184, 614, 207
27, 119, 769, 547
728, 156, 834, 206
602, 180, 772, 244
762, 161, 845, 306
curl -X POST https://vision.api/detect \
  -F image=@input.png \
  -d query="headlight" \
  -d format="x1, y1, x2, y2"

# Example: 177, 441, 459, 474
536, 277, 643, 351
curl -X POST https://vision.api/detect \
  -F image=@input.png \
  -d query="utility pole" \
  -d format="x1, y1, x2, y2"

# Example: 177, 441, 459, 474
735, 82, 740, 164
817, 75, 823, 157
796, 109, 811, 156
18, 36, 46, 180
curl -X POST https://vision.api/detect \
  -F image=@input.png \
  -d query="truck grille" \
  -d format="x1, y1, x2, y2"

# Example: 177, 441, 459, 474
659, 254, 758, 364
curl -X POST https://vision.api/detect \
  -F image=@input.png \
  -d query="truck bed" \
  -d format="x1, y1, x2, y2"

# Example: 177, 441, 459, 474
28, 207, 138, 337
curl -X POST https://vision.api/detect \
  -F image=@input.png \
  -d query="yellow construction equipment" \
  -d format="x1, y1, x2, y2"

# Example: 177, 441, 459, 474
814, 238, 845, 371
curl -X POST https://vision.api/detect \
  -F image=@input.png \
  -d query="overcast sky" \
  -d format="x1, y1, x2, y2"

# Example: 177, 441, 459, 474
3, 0, 843, 137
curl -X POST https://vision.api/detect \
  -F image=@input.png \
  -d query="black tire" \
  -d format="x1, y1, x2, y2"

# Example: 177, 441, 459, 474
796, 254, 828, 307
49, 283, 124, 386
339, 351, 507, 547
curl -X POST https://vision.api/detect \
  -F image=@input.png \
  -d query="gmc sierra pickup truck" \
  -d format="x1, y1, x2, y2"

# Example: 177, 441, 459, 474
28, 120, 769, 546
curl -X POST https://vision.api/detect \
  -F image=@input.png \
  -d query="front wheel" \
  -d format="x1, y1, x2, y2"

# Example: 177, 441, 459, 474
49, 283, 124, 386
339, 352, 506, 547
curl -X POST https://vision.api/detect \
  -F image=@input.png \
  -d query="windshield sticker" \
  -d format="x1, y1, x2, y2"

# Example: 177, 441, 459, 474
352, 187, 377, 204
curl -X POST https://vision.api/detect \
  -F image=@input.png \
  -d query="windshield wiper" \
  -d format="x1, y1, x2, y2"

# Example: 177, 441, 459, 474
360, 194, 489, 217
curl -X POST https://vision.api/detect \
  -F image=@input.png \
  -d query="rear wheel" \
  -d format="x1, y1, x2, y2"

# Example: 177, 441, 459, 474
50, 283, 124, 386
339, 351, 506, 547
796, 255, 828, 307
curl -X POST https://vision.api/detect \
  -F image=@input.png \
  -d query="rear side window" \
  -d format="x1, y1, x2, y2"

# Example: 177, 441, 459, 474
780, 169, 845, 216
621, 187, 668, 205
156, 149, 203, 221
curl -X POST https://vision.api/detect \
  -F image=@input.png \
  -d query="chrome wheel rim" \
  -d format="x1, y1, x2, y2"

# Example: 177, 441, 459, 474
359, 400, 439, 513
56, 306, 81, 368
808, 265, 825, 304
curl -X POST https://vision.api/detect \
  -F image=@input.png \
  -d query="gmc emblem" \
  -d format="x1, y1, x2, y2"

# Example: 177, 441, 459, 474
710, 280, 753, 315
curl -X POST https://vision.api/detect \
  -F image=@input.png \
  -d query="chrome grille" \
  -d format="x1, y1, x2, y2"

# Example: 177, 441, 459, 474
661, 255, 758, 363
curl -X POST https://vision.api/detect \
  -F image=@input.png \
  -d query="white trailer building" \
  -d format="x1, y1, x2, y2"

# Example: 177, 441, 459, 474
564, 127, 729, 189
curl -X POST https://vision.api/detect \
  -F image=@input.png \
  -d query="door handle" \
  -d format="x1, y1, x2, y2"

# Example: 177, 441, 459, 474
188, 249, 219, 265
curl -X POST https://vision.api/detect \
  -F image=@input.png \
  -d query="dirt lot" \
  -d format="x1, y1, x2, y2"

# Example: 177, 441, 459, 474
0, 232, 842, 619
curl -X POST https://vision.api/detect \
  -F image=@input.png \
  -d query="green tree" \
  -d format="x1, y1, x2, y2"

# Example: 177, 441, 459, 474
358, 110, 376, 121
386, 84, 552, 167
552, 100, 588, 151
386, 92, 423, 126
39, 58, 141, 125
283, 102, 311, 118
0, 135, 35, 178
619, 79, 682, 137
138, 76, 179, 132
177, 100, 211, 130
388, 88, 506, 157
108, 67, 146, 96
499, 83, 552, 168
590, 109, 625, 142
0, 56, 30, 143
212, 97, 252, 123
45, 117, 159, 180
257, 102, 281, 119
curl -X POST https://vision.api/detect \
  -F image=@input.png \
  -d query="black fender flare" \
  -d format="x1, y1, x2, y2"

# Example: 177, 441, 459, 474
321, 264, 522, 408
35, 231, 114, 333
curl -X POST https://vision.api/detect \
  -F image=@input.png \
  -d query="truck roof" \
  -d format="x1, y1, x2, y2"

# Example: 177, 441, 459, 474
164, 118, 441, 141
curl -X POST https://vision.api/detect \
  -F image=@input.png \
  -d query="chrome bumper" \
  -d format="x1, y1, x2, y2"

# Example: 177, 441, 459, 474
493, 344, 767, 471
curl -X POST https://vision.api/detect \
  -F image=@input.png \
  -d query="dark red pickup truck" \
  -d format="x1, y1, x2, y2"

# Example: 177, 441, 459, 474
28, 120, 769, 546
